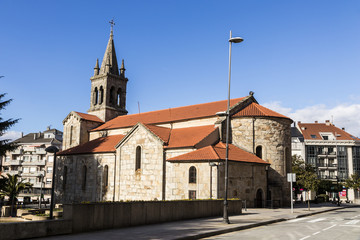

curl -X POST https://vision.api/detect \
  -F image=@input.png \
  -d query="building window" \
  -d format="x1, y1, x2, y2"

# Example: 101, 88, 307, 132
306, 146, 317, 167
47, 167, 53, 173
338, 146, 348, 180
311, 135, 316, 139
63, 166, 67, 190
99, 86, 104, 104
70, 125, 74, 145
135, 146, 141, 170
256, 146, 262, 159
46, 179, 52, 185
322, 136, 328, 140
189, 190, 196, 200
82, 165, 87, 190
48, 156, 54, 163
109, 87, 115, 104
104, 165, 109, 187
117, 88, 122, 106
189, 166, 197, 183
94, 87, 98, 105
353, 147, 360, 175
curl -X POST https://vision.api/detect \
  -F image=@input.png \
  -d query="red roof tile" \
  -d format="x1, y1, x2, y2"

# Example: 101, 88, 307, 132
298, 122, 360, 141
233, 102, 290, 119
144, 124, 171, 143
58, 134, 125, 155
91, 98, 245, 131
166, 125, 218, 148
74, 112, 104, 123
167, 142, 269, 164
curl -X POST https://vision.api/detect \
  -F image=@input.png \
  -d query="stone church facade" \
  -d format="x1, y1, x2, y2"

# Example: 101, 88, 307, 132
56, 29, 292, 207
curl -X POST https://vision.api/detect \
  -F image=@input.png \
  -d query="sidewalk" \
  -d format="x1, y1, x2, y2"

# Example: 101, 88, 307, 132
41, 203, 359, 240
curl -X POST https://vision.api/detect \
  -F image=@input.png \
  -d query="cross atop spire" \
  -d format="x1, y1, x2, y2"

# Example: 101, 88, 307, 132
109, 19, 115, 35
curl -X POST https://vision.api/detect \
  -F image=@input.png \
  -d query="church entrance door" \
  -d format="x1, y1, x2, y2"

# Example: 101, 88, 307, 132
256, 189, 263, 208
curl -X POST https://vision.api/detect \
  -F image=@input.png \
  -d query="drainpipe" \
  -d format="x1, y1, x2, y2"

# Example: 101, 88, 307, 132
162, 150, 166, 200
252, 118, 256, 153
113, 152, 117, 201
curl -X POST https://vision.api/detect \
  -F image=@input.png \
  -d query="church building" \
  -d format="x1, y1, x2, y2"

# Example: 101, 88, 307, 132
56, 28, 293, 208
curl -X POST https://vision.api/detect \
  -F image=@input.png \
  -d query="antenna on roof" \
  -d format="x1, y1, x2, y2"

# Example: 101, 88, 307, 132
138, 101, 141, 114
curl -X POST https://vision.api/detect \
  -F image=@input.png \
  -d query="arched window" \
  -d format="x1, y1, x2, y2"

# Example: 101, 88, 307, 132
256, 146, 262, 159
104, 165, 109, 187
94, 87, 98, 105
109, 87, 115, 104
189, 166, 197, 183
63, 166, 68, 190
117, 88, 122, 106
99, 86, 104, 104
69, 126, 73, 145
82, 165, 87, 190
135, 146, 141, 170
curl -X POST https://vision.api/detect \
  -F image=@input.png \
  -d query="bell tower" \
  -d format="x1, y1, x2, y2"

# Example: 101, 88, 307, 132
88, 22, 128, 121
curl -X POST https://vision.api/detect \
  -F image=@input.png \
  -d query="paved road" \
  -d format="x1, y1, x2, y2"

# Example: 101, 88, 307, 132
204, 208, 360, 240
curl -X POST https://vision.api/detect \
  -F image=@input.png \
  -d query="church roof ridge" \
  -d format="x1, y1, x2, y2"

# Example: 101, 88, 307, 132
91, 97, 246, 131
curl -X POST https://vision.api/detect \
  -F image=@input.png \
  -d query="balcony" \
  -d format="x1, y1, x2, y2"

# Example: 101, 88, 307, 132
12, 149, 23, 154
22, 160, 46, 166
32, 182, 45, 188
21, 171, 46, 177
35, 149, 46, 154
2, 170, 21, 175
2, 160, 22, 165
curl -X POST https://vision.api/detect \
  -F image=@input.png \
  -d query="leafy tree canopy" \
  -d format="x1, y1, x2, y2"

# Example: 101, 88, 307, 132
292, 154, 320, 192
344, 173, 360, 190
0, 92, 19, 157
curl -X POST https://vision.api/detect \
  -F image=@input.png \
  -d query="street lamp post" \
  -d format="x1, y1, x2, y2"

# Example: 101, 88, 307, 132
45, 145, 59, 220
223, 30, 243, 224
39, 174, 43, 209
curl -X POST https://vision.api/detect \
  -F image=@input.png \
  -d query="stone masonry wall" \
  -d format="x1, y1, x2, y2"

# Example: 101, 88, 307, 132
118, 125, 164, 200
56, 153, 115, 204
231, 117, 292, 206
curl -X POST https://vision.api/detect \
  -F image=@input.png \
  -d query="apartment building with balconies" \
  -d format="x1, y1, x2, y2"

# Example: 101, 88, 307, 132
0, 127, 62, 202
291, 120, 360, 201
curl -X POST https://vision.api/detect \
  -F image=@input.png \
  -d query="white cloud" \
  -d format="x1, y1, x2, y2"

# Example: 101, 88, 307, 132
263, 102, 360, 137
0, 131, 22, 141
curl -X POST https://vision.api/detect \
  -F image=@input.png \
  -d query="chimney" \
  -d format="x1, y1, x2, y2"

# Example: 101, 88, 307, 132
342, 127, 345, 131
47, 126, 50, 130
315, 121, 318, 123
33, 134, 36, 140
325, 120, 331, 126
21, 132, 23, 138
298, 121, 301, 124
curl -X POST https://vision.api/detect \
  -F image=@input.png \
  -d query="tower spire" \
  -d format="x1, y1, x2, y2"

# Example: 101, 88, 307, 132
120, 59, 125, 77
94, 58, 99, 76
99, 20, 119, 75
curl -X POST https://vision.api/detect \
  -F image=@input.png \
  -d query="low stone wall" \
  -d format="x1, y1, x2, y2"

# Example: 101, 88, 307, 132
64, 200, 242, 233
0, 219, 72, 240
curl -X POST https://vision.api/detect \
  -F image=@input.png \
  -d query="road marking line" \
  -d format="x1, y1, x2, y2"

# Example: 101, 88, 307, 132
345, 220, 360, 225
323, 224, 336, 231
313, 231, 321, 235
340, 225, 360, 228
288, 218, 306, 223
308, 218, 326, 223
300, 236, 311, 240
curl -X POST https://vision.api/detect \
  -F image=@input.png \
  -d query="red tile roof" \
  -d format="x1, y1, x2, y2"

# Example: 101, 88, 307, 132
144, 124, 171, 143
233, 102, 290, 119
166, 125, 218, 148
167, 142, 269, 164
143, 124, 218, 148
91, 98, 245, 131
58, 134, 125, 155
298, 122, 360, 141
75, 112, 104, 123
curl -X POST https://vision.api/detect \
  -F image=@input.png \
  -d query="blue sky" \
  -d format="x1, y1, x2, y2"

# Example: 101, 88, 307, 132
1, 0, 360, 139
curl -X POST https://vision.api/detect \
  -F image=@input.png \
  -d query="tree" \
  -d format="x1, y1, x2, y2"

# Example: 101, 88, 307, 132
344, 173, 360, 200
0, 91, 19, 157
0, 174, 32, 216
292, 155, 320, 210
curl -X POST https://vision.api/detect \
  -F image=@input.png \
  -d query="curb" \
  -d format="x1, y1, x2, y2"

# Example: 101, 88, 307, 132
177, 206, 351, 240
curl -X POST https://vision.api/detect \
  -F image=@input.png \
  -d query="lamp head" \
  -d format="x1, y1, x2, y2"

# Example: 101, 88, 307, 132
229, 37, 244, 43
